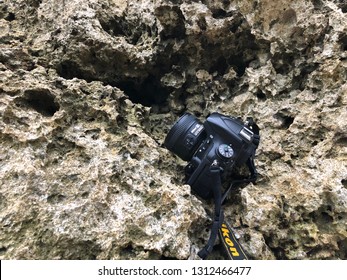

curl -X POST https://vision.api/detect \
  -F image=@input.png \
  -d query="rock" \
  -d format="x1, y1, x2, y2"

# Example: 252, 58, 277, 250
0, 0, 346, 259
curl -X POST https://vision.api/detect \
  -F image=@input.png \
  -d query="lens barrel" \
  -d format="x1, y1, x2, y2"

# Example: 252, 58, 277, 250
164, 113, 206, 161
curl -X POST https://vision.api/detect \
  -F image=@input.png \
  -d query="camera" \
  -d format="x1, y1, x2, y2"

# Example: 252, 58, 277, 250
164, 112, 260, 199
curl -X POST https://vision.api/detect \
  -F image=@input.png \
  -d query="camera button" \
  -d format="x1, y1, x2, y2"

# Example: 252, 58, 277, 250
218, 144, 234, 159
185, 136, 195, 148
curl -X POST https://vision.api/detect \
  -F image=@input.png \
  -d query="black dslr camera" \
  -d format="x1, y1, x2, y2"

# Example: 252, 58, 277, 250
164, 112, 260, 199
164, 112, 260, 259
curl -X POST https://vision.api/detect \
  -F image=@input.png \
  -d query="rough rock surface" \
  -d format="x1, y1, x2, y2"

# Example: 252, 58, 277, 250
0, 0, 346, 259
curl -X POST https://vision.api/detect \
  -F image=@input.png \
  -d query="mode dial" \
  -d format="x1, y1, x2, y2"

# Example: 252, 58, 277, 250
217, 144, 234, 159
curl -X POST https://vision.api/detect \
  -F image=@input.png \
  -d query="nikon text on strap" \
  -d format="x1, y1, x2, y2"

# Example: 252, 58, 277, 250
219, 222, 248, 260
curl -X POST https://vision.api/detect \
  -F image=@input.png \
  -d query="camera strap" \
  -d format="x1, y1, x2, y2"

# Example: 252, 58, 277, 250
197, 161, 249, 260
198, 160, 224, 259
219, 221, 248, 260
198, 118, 260, 260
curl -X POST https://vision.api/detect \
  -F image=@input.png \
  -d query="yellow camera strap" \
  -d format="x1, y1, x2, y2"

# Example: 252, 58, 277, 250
219, 221, 248, 260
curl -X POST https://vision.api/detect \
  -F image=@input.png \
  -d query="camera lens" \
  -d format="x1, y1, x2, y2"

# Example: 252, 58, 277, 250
164, 113, 206, 161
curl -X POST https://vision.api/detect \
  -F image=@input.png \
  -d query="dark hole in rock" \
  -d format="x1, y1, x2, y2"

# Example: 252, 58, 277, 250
22, 89, 60, 117
336, 0, 347, 13
282, 116, 295, 129
297, 63, 320, 91
47, 193, 66, 204
166, 0, 182, 4
274, 112, 295, 129
100, 16, 150, 44
263, 235, 288, 259
312, 0, 324, 10
117, 75, 170, 107
336, 136, 347, 146
0, 247, 7, 254
341, 179, 347, 189
308, 205, 335, 234
271, 53, 295, 75
337, 239, 347, 259
209, 56, 228, 75
256, 89, 267, 100
307, 246, 325, 258
5, 12, 15, 21
100, 17, 127, 37
197, 16, 207, 31
56, 60, 94, 82
339, 34, 347, 51
81, 192, 89, 198
211, 8, 231, 19
31, 0, 43, 8
319, 211, 333, 224
227, 55, 248, 76
155, 5, 186, 40
119, 243, 145, 258
121, 244, 134, 254
229, 16, 244, 33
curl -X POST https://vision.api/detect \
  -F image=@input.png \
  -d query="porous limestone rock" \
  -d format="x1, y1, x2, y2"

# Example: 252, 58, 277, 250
0, 0, 346, 259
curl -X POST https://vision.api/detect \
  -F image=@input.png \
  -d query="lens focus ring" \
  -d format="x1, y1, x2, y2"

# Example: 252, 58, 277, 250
164, 113, 205, 161
165, 113, 193, 150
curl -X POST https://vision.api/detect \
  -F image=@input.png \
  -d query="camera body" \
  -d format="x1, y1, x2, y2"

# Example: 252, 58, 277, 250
164, 112, 258, 199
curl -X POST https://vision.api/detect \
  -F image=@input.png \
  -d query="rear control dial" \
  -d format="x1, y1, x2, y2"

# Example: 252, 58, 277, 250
218, 144, 234, 159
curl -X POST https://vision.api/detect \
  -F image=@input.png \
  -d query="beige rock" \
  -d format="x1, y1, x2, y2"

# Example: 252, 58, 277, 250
0, 0, 346, 259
